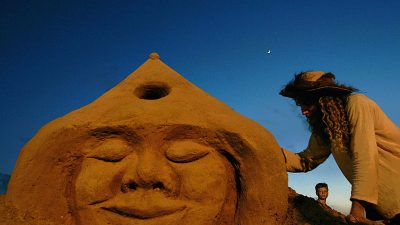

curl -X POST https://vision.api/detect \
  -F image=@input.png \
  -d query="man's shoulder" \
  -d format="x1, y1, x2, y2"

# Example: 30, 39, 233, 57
348, 93, 369, 101
347, 93, 376, 107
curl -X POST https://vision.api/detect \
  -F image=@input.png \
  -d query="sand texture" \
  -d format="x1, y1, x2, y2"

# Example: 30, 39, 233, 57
2, 53, 288, 224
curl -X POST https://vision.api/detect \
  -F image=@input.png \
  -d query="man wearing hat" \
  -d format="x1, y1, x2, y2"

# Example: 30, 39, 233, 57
280, 71, 400, 224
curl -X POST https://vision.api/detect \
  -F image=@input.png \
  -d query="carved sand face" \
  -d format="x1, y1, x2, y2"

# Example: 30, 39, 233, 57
74, 124, 238, 225
6, 53, 287, 225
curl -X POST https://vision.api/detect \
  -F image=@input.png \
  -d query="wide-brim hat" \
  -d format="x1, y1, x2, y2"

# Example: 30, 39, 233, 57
279, 71, 356, 99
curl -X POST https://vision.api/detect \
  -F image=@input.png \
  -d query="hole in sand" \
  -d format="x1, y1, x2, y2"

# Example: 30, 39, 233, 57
134, 82, 170, 100
127, 183, 137, 190
153, 182, 164, 190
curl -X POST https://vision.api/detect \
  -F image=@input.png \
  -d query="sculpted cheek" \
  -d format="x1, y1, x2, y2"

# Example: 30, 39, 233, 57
75, 159, 122, 206
173, 153, 233, 202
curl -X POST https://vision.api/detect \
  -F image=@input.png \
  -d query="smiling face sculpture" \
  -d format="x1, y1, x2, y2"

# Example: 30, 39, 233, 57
6, 53, 287, 225
75, 125, 238, 225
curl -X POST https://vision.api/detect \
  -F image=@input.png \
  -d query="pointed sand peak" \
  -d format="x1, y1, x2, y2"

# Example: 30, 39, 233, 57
149, 52, 160, 60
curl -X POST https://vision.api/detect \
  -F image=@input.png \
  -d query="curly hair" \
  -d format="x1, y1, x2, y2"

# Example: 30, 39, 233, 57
318, 95, 351, 155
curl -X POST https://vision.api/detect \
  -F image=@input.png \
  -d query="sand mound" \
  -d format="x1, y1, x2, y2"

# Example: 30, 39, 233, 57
3, 53, 287, 225
285, 187, 349, 225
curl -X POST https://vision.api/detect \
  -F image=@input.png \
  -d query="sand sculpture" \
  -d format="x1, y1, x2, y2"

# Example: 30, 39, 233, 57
3, 53, 288, 225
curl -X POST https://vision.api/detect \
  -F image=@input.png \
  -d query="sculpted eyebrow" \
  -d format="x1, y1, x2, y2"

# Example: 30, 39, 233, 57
89, 126, 142, 144
218, 131, 252, 156
164, 125, 216, 141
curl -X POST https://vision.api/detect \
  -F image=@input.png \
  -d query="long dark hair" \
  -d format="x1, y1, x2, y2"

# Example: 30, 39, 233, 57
307, 94, 352, 155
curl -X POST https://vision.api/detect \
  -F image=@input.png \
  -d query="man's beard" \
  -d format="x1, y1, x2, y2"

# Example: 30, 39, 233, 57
306, 108, 330, 143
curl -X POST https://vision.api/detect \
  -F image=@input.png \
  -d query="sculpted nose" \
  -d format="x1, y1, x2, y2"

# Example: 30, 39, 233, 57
121, 151, 178, 194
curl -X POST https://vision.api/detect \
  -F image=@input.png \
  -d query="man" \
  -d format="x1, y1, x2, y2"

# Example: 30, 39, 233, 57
280, 71, 400, 224
315, 183, 330, 209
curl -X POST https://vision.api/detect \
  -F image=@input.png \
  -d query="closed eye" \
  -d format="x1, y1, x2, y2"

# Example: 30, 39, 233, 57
86, 139, 131, 163
167, 151, 209, 163
166, 141, 212, 163
87, 155, 126, 162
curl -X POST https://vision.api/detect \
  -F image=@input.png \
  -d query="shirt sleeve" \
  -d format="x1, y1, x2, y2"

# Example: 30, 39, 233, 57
347, 95, 379, 204
282, 134, 331, 172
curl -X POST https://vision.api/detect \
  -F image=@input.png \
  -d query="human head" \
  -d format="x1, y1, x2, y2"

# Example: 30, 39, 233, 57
280, 71, 357, 152
279, 71, 356, 102
315, 183, 329, 201
280, 71, 356, 116
6, 53, 288, 225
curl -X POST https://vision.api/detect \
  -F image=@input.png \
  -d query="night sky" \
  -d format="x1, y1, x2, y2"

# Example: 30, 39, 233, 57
1, 0, 399, 213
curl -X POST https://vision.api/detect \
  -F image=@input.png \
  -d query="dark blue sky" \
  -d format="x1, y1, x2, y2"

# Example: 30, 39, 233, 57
1, 0, 399, 212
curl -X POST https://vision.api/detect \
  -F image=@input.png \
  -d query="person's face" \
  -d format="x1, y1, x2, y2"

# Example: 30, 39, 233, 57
300, 104, 317, 118
74, 125, 237, 225
316, 187, 328, 200
295, 99, 318, 118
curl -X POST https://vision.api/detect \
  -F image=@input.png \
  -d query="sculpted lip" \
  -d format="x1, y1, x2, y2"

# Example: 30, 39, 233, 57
94, 190, 187, 219
101, 205, 186, 219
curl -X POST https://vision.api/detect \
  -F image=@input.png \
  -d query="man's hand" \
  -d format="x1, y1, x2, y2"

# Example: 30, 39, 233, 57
350, 199, 365, 218
346, 200, 386, 224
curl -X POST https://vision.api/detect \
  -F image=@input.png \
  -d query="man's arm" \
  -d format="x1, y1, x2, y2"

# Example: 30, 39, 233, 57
282, 134, 331, 172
